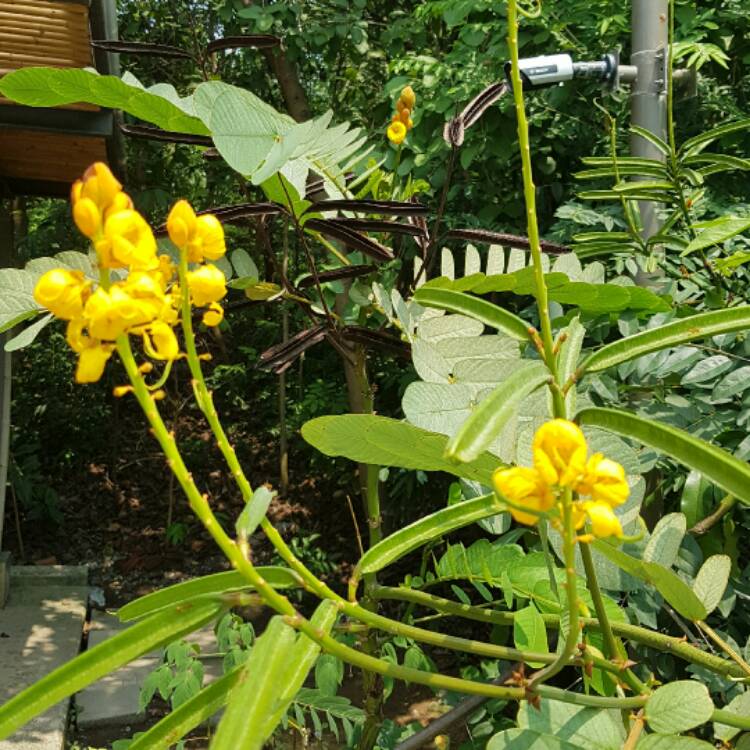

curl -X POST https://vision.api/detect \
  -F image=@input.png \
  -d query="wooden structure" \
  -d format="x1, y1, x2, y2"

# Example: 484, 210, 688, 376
0, 0, 118, 599
0, 0, 119, 197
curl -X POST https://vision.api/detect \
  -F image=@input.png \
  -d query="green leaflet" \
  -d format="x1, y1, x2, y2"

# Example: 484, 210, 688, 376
446, 361, 548, 462
261, 600, 339, 736
0, 67, 208, 135
118, 567, 301, 622
683, 216, 750, 255
129, 669, 242, 750
354, 495, 504, 580
514, 605, 548, 667
580, 306, 750, 374
211, 617, 297, 750
577, 407, 750, 507
680, 117, 750, 156
0, 599, 224, 740
420, 268, 669, 314
645, 681, 714, 734
592, 541, 707, 621
0, 251, 99, 338
301, 414, 500, 484
412, 288, 531, 341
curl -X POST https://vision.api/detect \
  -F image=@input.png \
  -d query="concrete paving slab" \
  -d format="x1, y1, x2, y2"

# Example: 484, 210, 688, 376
0, 570, 88, 750
76, 612, 223, 729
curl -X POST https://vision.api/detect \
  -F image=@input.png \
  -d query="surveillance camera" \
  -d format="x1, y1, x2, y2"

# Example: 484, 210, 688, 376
503, 54, 574, 89
504, 52, 621, 90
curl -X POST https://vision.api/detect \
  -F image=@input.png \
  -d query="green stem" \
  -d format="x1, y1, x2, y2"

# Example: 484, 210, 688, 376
176, 254, 254, 504
580, 544, 647, 695
697, 620, 750, 679
580, 544, 621, 658
505, 0, 563, 418
370, 586, 750, 681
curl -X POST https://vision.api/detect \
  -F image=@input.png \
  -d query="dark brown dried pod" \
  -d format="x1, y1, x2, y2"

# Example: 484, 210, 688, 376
196, 203, 285, 222
304, 219, 394, 262
297, 264, 376, 289
206, 35, 281, 53
329, 218, 428, 238
304, 199, 429, 217
443, 81, 508, 147
341, 326, 411, 358
258, 325, 328, 374
91, 40, 192, 58
120, 124, 213, 147
446, 228, 569, 255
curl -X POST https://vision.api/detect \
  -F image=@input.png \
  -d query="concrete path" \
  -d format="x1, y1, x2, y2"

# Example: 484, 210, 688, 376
0, 566, 89, 750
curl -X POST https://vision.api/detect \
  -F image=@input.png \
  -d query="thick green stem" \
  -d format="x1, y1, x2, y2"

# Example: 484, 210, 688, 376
370, 586, 750, 681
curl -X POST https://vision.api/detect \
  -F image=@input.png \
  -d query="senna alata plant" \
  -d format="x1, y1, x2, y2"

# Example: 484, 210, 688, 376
4, 2, 750, 749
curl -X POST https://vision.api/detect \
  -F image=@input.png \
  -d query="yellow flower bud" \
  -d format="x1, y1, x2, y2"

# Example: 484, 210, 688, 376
75, 344, 113, 383
144, 320, 179, 361
104, 210, 159, 271
533, 419, 587, 488
186, 264, 227, 307
399, 108, 411, 126
582, 501, 623, 539
113, 385, 134, 397
492, 466, 554, 526
34, 269, 89, 320
407, 118, 414, 130
167, 199, 197, 249
73, 162, 122, 212
72, 198, 101, 239
577, 454, 629, 507
400, 85, 416, 110
202, 302, 224, 327
387, 121, 407, 145
396, 99, 407, 114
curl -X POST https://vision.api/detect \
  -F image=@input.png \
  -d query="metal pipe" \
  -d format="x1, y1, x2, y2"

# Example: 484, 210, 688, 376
0, 204, 13, 556
631, 0, 669, 241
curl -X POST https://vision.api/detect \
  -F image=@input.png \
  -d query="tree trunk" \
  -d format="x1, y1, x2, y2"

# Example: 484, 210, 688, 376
263, 47, 311, 123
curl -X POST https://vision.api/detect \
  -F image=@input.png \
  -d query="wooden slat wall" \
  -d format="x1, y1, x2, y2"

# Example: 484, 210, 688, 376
0, 129, 108, 184
0, 0, 92, 79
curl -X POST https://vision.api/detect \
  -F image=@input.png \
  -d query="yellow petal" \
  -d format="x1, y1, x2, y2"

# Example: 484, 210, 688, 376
72, 198, 101, 239
202, 302, 224, 327
578, 453, 629, 507
532, 419, 588, 488
34, 269, 88, 320
387, 121, 407, 145
583, 501, 623, 539
167, 199, 197, 248
186, 264, 227, 306
75, 345, 113, 383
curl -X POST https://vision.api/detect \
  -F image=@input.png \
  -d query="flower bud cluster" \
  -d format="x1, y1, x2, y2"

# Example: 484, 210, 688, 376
387, 85, 416, 145
492, 419, 629, 540
33, 163, 228, 384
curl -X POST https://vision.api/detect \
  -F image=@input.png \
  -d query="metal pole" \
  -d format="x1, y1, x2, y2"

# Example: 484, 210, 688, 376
631, 0, 669, 241
0, 202, 14, 605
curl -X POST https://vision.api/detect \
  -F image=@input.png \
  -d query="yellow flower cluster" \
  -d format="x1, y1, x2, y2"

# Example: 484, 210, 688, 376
33, 163, 227, 384
387, 85, 416, 145
492, 419, 629, 540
